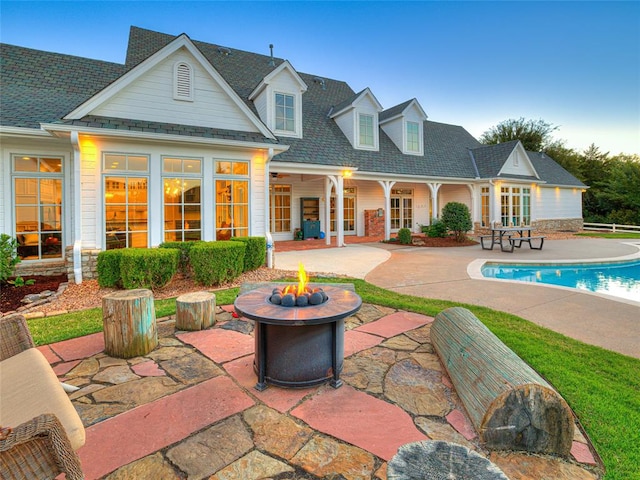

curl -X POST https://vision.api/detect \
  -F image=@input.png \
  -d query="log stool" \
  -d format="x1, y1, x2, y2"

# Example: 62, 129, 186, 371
102, 289, 158, 358
432, 307, 574, 456
176, 291, 216, 331
388, 440, 508, 479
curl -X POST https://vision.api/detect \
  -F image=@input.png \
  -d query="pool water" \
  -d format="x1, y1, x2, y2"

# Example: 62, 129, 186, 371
481, 260, 640, 303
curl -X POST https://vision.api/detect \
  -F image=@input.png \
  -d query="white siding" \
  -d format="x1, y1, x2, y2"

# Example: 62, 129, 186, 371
380, 118, 403, 152
333, 111, 355, 147
534, 186, 583, 220
92, 49, 259, 132
500, 149, 537, 177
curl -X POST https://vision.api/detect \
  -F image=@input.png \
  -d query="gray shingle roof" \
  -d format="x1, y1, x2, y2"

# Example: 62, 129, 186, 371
1, 26, 583, 187
527, 151, 586, 187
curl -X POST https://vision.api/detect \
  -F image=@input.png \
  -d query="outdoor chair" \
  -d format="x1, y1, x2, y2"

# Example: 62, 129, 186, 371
0, 315, 85, 480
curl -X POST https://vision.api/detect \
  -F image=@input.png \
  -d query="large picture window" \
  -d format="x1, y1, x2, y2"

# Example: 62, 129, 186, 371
215, 160, 249, 240
163, 157, 202, 242
270, 184, 291, 233
406, 121, 420, 153
13, 155, 63, 260
481, 187, 490, 227
358, 114, 374, 147
104, 154, 149, 249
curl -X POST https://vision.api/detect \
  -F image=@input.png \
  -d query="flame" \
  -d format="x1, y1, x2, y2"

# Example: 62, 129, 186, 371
297, 262, 308, 296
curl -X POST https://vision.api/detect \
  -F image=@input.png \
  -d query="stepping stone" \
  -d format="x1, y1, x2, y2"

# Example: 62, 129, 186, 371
178, 328, 254, 363
355, 311, 433, 338
48, 332, 104, 361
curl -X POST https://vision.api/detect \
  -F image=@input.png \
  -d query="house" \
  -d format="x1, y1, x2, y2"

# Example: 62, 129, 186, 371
0, 26, 585, 282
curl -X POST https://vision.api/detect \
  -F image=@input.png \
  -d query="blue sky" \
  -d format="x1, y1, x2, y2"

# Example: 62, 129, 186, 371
2, 1, 639, 155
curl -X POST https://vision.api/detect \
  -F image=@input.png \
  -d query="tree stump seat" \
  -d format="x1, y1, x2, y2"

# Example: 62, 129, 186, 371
388, 440, 509, 480
176, 291, 216, 331
102, 289, 158, 359
431, 307, 574, 456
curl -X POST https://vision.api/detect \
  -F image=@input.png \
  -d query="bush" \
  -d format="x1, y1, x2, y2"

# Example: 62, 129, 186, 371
231, 237, 266, 271
119, 248, 180, 289
398, 228, 412, 245
97, 249, 125, 287
190, 241, 246, 286
159, 240, 202, 276
426, 219, 448, 238
441, 202, 472, 242
0, 234, 21, 283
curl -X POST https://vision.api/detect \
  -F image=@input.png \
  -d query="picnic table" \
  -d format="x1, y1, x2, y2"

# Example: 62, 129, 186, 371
480, 226, 545, 252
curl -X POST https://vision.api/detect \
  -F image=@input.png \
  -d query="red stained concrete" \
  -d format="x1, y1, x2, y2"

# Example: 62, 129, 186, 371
224, 355, 314, 413
37, 344, 61, 364
132, 360, 165, 377
291, 384, 427, 460
178, 328, 254, 363
354, 311, 433, 338
571, 441, 597, 465
446, 408, 477, 440
78, 376, 255, 479
53, 360, 80, 376
49, 333, 104, 362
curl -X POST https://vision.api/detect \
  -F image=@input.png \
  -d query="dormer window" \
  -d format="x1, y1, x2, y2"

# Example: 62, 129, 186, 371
173, 62, 193, 101
358, 114, 374, 147
406, 121, 420, 153
275, 93, 295, 132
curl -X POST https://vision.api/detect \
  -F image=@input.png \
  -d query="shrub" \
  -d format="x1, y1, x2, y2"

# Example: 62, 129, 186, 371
190, 241, 246, 286
398, 228, 412, 245
426, 219, 448, 238
231, 237, 266, 271
0, 234, 21, 283
97, 249, 125, 287
159, 240, 202, 276
120, 248, 180, 289
441, 202, 472, 242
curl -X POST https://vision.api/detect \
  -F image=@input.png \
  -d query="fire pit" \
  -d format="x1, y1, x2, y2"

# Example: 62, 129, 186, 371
234, 271, 361, 391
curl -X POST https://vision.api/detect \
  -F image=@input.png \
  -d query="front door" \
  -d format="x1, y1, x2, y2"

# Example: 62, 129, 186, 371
390, 188, 413, 231
330, 187, 356, 235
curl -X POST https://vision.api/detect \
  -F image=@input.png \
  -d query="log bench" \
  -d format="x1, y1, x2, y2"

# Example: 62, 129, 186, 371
176, 291, 216, 331
431, 307, 574, 456
102, 289, 158, 358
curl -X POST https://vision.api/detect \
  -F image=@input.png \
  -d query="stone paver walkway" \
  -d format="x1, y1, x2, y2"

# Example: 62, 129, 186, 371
42, 303, 602, 479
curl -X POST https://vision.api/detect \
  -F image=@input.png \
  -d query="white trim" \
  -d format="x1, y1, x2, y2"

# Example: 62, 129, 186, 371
329, 88, 383, 118
64, 35, 276, 140
269, 161, 358, 176
0, 126, 53, 137
248, 60, 308, 100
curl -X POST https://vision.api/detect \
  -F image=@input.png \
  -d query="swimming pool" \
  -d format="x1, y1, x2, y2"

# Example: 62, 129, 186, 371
481, 259, 640, 303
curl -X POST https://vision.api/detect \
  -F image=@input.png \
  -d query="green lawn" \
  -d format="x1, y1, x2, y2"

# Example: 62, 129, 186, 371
27, 280, 639, 480
577, 232, 640, 239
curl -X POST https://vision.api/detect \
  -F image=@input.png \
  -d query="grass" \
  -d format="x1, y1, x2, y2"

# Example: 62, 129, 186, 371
27, 279, 639, 480
577, 232, 640, 239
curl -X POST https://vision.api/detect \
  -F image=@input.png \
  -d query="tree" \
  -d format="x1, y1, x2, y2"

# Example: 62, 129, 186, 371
441, 202, 472, 242
479, 118, 558, 152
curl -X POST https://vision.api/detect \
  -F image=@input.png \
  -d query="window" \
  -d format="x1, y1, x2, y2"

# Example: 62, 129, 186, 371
275, 93, 295, 132
481, 187, 490, 227
215, 160, 249, 239
174, 62, 193, 101
390, 188, 413, 230
163, 157, 202, 242
13, 155, 63, 260
358, 114, 374, 147
406, 121, 420, 153
104, 154, 149, 249
270, 184, 291, 233
500, 186, 531, 226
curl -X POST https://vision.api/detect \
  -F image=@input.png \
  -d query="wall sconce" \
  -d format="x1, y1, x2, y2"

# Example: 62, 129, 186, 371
377, 208, 384, 217
342, 169, 352, 178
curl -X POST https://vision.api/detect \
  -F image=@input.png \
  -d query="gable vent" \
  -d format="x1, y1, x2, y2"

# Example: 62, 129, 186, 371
174, 62, 193, 101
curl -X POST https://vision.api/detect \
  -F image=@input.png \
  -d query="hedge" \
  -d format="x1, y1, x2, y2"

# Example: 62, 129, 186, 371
119, 248, 180, 289
231, 236, 266, 271
159, 240, 202, 276
96, 249, 125, 287
190, 241, 246, 286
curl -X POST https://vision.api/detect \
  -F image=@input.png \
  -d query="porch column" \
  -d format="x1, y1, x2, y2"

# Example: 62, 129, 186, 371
467, 184, 479, 231
377, 180, 395, 241
335, 175, 345, 247
324, 176, 335, 246
428, 183, 442, 220
70, 132, 83, 284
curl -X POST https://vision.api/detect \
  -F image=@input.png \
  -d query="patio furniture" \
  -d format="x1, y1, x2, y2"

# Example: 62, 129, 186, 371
0, 315, 85, 480
102, 289, 158, 358
480, 226, 545, 252
176, 291, 216, 330
388, 440, 509, 479
431, 307, 574, 456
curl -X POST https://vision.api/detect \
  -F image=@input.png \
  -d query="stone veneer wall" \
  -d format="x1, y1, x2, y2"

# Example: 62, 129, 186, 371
473, 218, 584, 235
65, 246, 101, 284
364, 210, 385, 237
14, 260, 66, 277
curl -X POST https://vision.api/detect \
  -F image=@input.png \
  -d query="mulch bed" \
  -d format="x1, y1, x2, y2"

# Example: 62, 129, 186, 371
0, 274, 68, 314
388, 236, 479, 247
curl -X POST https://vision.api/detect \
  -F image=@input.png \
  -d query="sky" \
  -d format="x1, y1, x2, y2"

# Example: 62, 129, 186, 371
1, 1, 639, 155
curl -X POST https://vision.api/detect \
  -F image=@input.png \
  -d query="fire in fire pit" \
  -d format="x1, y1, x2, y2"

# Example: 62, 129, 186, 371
269, 264, 327, 307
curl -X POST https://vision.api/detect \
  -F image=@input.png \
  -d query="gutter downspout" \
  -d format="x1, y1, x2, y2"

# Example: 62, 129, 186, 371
70, 132, 83, 284
264, 148, 275, 268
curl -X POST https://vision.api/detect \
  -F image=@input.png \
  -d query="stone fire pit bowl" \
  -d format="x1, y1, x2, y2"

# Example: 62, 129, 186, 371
234, 283, 361, 390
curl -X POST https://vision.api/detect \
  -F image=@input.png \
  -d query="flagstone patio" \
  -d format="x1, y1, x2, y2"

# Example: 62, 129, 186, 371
41, 303, 602, 479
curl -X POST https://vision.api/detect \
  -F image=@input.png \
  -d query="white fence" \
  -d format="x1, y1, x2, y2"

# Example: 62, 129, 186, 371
583, 222, 640, 234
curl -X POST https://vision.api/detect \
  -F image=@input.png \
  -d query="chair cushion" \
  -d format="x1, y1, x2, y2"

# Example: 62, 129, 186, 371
0, 348, 85, 450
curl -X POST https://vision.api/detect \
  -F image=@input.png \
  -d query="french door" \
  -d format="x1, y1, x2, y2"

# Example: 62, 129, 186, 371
391, 188, 413, 231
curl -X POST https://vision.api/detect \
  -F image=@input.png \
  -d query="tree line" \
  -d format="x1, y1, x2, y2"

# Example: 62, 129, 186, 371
480, 118, 640, 225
